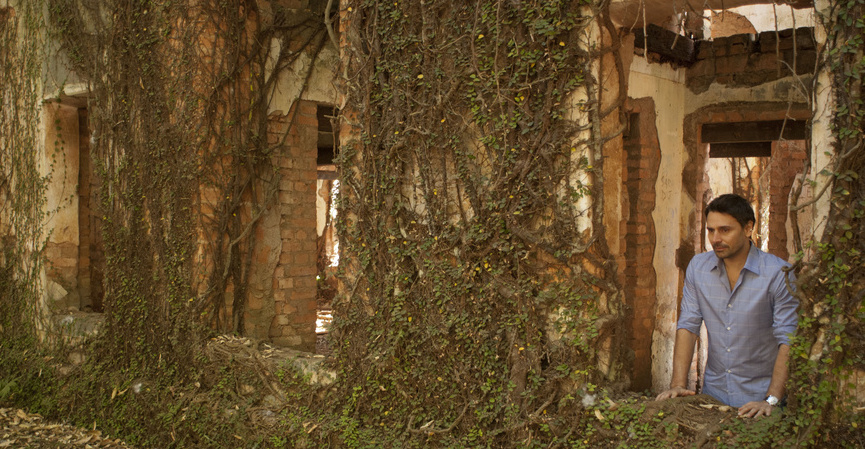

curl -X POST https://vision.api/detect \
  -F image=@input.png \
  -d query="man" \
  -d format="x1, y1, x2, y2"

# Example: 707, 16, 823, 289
656, 194, 798, 418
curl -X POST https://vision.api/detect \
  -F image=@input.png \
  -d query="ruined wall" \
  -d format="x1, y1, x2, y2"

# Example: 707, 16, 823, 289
238, 26, 338, 348
626, 55, 689, 393
621, 97, 661, 391
687, 28, 817, 94
29, 3, 340, 351
624, 23, 818, 392
261, 100, 320, 349
768, 140, 808, 260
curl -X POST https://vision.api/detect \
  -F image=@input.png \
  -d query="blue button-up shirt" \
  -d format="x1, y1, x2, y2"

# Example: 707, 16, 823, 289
677, 243, 798, 407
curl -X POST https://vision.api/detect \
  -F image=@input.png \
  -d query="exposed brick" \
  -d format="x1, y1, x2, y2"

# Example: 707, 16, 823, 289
288, 266, 316, 276
299, 101, 318, 116
278, 278, 294, 289
247, 292, 264, 311
290, 288, 315, 301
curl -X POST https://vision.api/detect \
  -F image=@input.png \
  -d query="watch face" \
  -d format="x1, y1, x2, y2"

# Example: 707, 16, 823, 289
766, 395, 779, 406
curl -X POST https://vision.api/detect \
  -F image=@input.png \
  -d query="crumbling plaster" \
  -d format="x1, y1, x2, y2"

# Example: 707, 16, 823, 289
726, 4, 815, 33
268, 38, 339, 115
40, 102, 82, 308
626, 56, 688, 393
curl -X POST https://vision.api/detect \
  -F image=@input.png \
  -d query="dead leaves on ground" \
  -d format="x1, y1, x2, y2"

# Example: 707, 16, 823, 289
0, 408, 133, 448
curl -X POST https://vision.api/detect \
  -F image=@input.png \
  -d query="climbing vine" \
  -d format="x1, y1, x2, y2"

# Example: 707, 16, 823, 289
782, 0, 865, 446
45, 0, 331, 371
0, 0, 51, 366
330, 0, 627, 446
2, 0, 863, 448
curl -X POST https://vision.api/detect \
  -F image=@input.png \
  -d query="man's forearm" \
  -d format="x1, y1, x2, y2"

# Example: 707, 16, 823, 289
670, 328, 698, 389
766, 344, 790, 398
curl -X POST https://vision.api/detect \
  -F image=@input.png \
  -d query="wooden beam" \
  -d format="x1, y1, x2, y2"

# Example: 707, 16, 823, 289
709, 142, 772, 158
702, 120, 808, 143
634, 24, 696, 66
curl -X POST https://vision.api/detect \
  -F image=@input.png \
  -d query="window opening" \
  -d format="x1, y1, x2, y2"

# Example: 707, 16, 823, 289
315, 105, 338, 354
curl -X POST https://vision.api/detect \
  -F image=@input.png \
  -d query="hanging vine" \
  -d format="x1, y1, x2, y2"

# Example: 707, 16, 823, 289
2, 0, 863, 447
782, 0, 865, 446
330, 0, 627, 445
0, 0, 52, 372
45, 0, 330, 371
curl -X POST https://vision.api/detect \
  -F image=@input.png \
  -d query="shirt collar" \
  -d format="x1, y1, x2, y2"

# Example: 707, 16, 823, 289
742, 242, 761, 276
712, 241, 761, 276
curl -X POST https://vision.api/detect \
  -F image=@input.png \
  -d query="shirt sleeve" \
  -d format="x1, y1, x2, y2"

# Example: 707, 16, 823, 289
770, 266, 799, 346
677, 261, 703, 334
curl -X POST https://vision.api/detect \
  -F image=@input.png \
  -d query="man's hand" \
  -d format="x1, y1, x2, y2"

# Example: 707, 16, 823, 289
655, 386, 695, 401
738, 400, 773, 418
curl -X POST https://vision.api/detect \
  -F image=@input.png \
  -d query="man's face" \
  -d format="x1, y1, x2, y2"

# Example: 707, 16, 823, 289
706, 211, 753, 261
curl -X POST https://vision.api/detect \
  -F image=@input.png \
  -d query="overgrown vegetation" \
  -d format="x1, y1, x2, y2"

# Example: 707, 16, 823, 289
0, 0, 57, 416
329, 0, 626, 446
1, 0, 863, 448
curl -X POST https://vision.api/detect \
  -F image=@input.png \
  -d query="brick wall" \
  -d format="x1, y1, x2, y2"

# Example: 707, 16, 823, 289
263, 100, 319, 351
623, 98, 661, 391
768, 140, 807, 261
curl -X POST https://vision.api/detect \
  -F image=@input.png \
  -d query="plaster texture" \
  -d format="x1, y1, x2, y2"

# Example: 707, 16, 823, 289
628, 56, 688, 393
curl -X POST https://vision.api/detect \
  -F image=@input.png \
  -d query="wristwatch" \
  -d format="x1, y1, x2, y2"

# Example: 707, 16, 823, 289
765, 395, 780, 406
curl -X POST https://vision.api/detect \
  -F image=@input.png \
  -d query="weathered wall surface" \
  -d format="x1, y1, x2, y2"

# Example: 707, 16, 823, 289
245, 32, 338, 349
688, 28, 816, 94
268, 39, 339, 115
41, 102, 81, 309
241, 100, 320, 350
29, 5, 340, 351
626, 55, 689, 393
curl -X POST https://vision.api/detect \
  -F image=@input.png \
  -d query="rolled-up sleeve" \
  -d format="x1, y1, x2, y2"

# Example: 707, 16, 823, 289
771, 269, 798, 346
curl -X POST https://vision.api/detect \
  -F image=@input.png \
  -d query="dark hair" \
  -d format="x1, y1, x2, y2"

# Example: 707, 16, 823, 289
705, 194, 755, 228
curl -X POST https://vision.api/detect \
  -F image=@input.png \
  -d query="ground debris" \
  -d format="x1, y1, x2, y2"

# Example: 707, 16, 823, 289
0, 407, 133, 448
639, 394, 738, 448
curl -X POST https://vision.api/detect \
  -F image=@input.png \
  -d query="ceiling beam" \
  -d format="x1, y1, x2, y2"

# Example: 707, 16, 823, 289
709, 142, 772, 158
701, 120, 809, 144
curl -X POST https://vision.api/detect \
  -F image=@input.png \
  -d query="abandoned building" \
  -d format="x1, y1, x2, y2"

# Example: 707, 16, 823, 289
5, 0, 860, 400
